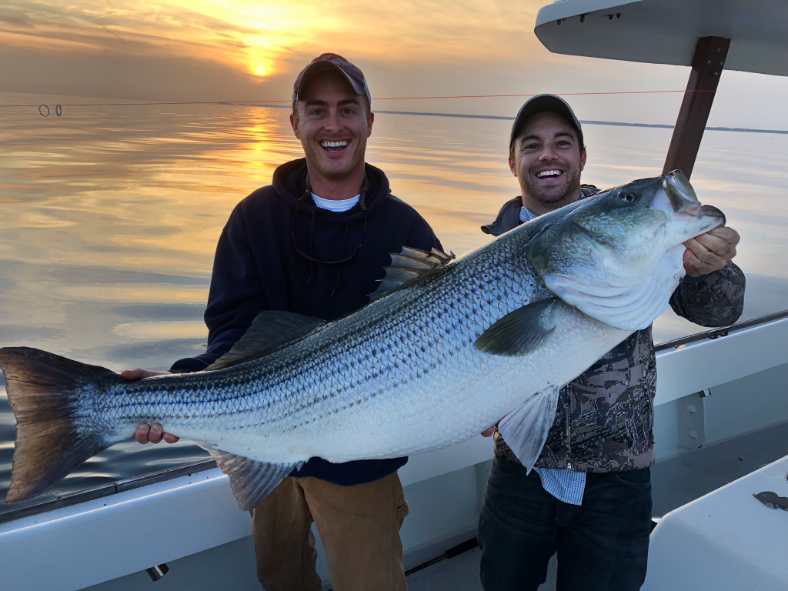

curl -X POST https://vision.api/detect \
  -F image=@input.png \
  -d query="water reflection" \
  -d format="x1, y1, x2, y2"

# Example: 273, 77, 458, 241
1, 91, 786, 515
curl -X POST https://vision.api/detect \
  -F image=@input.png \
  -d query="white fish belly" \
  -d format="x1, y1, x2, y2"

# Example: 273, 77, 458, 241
216, 306, 631, 465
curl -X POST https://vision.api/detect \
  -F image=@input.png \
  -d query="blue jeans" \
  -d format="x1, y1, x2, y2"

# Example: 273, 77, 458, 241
478, 459, 652, 591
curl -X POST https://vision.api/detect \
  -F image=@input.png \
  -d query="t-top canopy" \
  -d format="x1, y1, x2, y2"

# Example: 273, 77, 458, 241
535, 0, 788, 78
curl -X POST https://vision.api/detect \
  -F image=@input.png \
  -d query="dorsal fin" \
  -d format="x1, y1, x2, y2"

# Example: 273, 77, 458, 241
207, 311, 326, 371
369, 246, 454, 301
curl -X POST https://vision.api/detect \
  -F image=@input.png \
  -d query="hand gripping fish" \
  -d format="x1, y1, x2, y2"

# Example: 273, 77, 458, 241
0, 171, 725, 511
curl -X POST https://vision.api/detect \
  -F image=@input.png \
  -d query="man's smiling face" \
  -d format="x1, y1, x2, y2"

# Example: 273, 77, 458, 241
291, 69, 373, 185
510, 111, 587, 215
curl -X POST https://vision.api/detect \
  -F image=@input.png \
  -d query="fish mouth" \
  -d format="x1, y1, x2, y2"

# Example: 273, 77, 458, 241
647, 172, 726, 244
655, 171, 725, 225
663, 170, 701, 214
698, 204, 726, 228
664, 170, 726, 229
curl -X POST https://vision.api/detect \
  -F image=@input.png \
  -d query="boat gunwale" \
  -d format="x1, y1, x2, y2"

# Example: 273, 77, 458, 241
0, 459, 216, 525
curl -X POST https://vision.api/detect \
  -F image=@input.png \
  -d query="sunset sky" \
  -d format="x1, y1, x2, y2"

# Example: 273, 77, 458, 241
2, 0, 788, 127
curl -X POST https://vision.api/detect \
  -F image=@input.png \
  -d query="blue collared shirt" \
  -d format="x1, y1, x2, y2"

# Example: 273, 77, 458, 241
534, 467, 586, 505
519, 206, 537, 224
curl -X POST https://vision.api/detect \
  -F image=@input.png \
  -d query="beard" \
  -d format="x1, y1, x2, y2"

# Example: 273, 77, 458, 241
522, 163, 583, 206
304, 141, 365, 182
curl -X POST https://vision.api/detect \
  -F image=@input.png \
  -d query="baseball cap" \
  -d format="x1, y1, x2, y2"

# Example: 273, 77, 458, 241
292, 53, 371, 107
510, 94, 584, 152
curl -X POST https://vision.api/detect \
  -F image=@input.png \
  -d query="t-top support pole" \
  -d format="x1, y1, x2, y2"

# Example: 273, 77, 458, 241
663, 36, 731, 179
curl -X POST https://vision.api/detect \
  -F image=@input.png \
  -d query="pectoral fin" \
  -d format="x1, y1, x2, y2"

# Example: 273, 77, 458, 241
474, 298, 559, 356
497, 385, 560, 472
203, 447, 302, 511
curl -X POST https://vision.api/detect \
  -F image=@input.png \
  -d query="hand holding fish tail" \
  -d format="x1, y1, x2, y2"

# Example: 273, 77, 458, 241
121, 368, 180, 444
683, 226, 740, 277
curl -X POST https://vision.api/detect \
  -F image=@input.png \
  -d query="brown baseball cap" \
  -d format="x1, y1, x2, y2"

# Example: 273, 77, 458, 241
292, 53, 371, 107
510, 94, 584, 152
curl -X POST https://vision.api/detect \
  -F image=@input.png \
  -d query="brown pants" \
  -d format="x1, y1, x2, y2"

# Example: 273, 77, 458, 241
251, 472, 409, 591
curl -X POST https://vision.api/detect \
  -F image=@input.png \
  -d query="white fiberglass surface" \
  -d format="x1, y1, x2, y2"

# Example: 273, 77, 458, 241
1, 93, 786, 515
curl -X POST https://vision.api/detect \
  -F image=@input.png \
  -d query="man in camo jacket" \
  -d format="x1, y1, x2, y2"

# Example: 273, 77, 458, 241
477, 95, 745, 591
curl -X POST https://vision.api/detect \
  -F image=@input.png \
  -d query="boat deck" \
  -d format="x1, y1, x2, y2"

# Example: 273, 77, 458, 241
409, 420, 788, 590
84, 419, 788, 591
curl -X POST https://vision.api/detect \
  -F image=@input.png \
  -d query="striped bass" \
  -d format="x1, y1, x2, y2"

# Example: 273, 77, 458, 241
0, 171, 725, 511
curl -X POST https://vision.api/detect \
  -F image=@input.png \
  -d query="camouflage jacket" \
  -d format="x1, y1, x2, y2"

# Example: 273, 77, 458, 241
481, 189, 746, 472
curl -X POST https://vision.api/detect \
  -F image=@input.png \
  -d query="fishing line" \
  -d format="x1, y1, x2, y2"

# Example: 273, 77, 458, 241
380, 89, 716, 101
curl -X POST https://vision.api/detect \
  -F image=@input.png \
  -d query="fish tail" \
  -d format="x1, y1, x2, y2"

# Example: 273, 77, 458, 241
0, 347, 117, 504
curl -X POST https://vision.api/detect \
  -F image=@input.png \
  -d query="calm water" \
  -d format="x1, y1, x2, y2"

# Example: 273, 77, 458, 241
1, 91, 786, 516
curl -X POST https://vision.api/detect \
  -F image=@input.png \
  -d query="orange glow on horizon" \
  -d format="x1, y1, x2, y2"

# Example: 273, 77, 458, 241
1, 0, 547, 85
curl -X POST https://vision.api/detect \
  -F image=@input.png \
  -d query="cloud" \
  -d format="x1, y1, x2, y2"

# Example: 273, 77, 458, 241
0, 0, 557, 101
0, 46, 287, 102
0, 1, 255, 57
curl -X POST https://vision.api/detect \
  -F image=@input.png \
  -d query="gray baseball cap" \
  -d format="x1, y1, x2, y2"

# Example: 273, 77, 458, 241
292, 53, 371, 107
510, 94, 584, 152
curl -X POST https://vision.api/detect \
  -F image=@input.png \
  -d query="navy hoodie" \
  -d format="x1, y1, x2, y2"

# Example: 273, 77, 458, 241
171, 158, 442, 486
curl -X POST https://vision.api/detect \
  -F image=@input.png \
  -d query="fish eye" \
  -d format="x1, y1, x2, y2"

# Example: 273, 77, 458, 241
620, 193, 636, 202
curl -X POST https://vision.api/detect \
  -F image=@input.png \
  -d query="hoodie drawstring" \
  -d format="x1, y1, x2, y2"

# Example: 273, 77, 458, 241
306, 210, 316, 284
291, 174, 370, 288
330, 224, 351, 297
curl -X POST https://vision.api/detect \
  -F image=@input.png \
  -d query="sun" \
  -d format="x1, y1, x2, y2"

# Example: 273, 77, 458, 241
245, 40, 276, 78
250, 56, 275, 78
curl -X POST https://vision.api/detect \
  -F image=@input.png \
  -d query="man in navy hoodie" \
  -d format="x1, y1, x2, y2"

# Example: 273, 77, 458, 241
124, 54, 441, 590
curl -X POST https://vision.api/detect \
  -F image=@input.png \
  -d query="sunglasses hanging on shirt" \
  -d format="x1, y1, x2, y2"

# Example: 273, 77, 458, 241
291, 175, 369, 266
